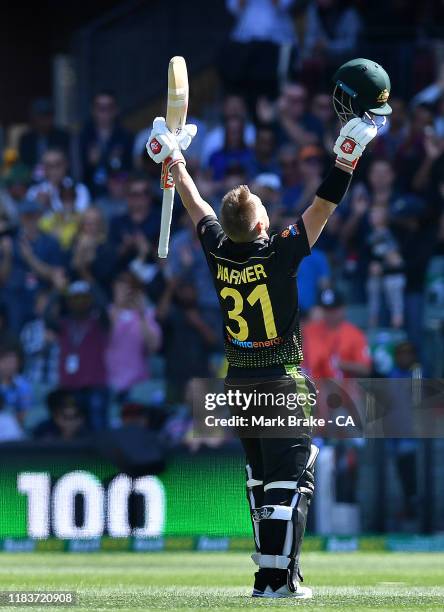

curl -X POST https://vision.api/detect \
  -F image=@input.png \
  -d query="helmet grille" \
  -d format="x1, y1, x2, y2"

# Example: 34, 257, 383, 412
332, 85, 362, 125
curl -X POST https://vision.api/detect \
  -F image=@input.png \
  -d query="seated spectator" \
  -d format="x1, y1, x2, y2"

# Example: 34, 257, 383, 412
33, 389, 89, 441
0, 393, 25, 442
372, 98, 409, 162
0, 161, 30, 222
162, 280, 218, 403
20, 289, 59, 386
310, 92, 338, 152
208, 116, 255, 182
250, 124, 280, 176
0, 199, 64, 332
45, 281, 109, 431
200, 95, 256, 166
109, 172, 160, 266
278, 144, 304, 211
366, 206, 405, 328
0, 342, 32, 426
18, 98, 71, 176
95, 168, 128, 220
39, 180, 81, 250
106, 271, 161, 401
79, 91, 133, 198
27, 148, 90, 214
303, 288, 371, 379
297, 248, 331, 316
160, 212, 221, 333
250, 173, 282, 230
70, 208, 116, 295
275, 83, 323, 147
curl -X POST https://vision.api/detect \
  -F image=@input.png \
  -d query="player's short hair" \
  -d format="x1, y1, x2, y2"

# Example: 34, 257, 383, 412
220, 185, 259, 242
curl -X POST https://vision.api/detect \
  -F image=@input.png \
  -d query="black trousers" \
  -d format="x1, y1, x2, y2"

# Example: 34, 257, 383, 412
224, 371, 315, 485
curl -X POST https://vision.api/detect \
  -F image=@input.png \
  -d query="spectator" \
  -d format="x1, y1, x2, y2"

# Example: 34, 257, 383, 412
106, 271, 161, 401
33, 389, 89, 441
221, 0, 298, 104
70, 208, 116, 294
162, 280, 218, 403
18, 98, 71, 175
200, 95, 256, 166
20, 289, 59, 386
297, 248, 331, 316
0, 199, 64, 332
0, 342, 32, 426
208, 116, 255, 182
27, 148, 90, 214
45, 281, 109, 431
250, 173, 282, 229
95, 169, 129, 220
278, 84, 323, 146
278, 144, 304, 212
109, 172, 160, 266
310, 92, 338, 152
250, 124, 280, 175
0, 393, 25, 442
39, 180, 81, 250
372, 98, 409, 162
302, 0, 362, 88
303, 288, 371, 379
160, 213, 221, 333
79, 91, 133, 198
366, 205, 405, 328
0, 162, 30, 222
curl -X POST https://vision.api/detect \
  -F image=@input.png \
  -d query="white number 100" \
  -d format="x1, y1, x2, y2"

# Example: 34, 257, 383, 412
17, 471, 165, 538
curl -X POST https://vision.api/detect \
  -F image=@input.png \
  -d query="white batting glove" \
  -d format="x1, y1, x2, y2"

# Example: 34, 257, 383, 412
333, 117, 379, 172
146, 117, 197, 170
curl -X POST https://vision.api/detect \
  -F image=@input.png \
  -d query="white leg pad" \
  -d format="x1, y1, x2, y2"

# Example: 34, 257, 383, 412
252, 505, 293, 522
252, 553, 290, 569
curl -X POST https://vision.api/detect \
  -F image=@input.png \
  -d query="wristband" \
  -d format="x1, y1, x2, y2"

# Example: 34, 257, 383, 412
316, 165, 353, 205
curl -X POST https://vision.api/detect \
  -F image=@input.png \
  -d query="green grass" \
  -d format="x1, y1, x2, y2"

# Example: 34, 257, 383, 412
0, 552, 443, 611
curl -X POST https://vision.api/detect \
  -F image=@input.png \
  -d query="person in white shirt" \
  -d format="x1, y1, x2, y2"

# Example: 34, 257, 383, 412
27, 148, 90, 214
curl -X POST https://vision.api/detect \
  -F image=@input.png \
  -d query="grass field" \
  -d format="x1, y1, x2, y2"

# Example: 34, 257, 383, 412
0, 552, 443, 611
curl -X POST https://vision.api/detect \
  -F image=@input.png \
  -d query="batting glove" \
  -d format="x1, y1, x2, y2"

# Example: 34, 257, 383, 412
146, 117, 197, 172
333, 117, 380, 172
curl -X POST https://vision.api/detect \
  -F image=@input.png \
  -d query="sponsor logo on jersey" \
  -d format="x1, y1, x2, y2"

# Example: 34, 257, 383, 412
281, 223, 300, 238
226, 334, 284, 348
340, 138, 356, 154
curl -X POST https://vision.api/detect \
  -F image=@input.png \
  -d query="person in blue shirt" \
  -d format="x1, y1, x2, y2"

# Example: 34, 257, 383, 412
297, 247, 331, 315
0, 200, 64, 332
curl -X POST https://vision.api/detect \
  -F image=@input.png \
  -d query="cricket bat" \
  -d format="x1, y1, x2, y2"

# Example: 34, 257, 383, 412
158, 56, 189, 258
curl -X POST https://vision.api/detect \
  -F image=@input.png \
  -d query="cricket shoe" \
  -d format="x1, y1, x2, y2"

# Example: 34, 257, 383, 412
252, 569, 312, 599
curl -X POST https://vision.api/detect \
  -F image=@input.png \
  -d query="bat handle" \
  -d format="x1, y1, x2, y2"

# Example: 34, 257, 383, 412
158, 186, 175, 258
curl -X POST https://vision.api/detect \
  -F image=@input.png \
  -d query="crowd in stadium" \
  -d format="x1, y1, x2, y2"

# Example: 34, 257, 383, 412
0, 0, 443, 444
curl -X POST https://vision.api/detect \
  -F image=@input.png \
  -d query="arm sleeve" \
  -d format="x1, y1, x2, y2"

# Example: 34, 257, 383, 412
196, 215, 225, 256
274, 218, 311, 274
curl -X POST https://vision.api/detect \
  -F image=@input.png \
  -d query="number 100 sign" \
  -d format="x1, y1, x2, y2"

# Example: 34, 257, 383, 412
18, 471, 165, 539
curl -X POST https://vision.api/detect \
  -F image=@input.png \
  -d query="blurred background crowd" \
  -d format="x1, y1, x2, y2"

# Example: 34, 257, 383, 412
0, 0, 443, 480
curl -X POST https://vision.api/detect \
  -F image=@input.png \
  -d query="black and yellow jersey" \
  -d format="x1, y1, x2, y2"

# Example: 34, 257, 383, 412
197, 215, 311, 370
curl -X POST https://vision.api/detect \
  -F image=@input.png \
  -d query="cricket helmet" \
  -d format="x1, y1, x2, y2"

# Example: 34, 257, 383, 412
332, 58, 392, 124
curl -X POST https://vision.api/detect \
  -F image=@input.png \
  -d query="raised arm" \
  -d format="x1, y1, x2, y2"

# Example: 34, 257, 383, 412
146, 117, 215, 227
170, 164, 216, 226
302, 117, 381, 248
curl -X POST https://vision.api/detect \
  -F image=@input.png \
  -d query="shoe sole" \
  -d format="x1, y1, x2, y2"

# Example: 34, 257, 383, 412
252, 587, 313, 599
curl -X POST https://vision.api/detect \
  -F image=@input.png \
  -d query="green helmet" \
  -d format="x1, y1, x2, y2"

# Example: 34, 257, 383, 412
332, 58, 392, 124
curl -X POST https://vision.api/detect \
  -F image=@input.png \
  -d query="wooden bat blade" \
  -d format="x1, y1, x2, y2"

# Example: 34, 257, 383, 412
158, 56, 189, 259
166, 56, 189, 132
